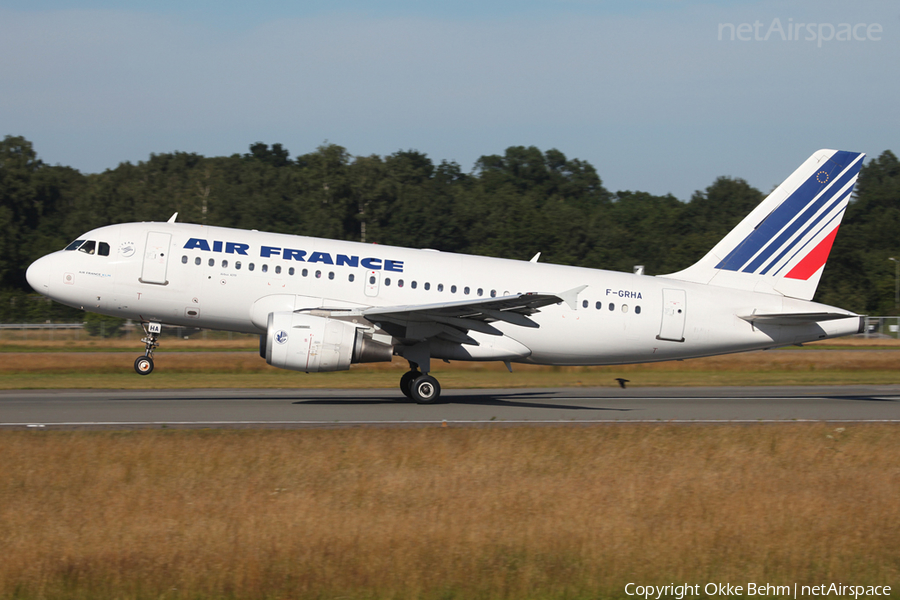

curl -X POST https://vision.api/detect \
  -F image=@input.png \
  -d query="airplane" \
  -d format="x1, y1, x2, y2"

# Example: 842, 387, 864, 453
26, 149, 866, 403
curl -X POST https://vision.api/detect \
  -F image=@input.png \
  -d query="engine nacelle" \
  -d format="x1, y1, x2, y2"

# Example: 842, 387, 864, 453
262, 312, 393, 372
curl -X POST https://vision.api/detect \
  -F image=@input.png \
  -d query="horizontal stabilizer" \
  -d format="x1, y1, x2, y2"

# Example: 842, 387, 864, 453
739, 312, 858, 326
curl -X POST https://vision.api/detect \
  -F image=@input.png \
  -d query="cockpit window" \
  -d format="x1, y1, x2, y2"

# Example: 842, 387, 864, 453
78, 241, 97, 255
65, 240, 85, 251
98, 242, 110, 256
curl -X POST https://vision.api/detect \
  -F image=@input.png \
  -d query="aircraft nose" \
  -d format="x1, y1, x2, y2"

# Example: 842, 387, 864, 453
26, 255, 52, 294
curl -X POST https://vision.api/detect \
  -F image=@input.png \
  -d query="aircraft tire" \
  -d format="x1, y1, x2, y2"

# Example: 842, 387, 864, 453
399, 370, 419, 399
410, 374, 441, 404
134, 356, 154, 376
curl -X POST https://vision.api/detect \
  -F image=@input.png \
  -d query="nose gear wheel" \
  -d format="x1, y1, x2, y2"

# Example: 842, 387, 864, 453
134, 322, 161, 375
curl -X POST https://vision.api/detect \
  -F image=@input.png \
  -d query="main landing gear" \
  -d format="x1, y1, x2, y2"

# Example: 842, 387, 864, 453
134, 322, 161, 376
400, 362, 442, 404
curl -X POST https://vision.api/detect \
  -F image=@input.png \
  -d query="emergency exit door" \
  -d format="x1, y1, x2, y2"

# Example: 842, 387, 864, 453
140, 232, 171, 285
657, 288, 686, 342
364, 270, 380, 297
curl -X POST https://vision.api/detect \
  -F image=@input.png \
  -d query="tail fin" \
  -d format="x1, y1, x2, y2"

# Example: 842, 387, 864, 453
661, 149, 865, 300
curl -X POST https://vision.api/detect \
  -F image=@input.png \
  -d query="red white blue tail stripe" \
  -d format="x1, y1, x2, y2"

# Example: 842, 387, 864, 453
714, 150, 863, 280
663, 149, 865, 301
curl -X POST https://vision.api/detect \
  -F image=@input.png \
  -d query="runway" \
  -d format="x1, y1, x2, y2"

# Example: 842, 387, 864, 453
2, 385, 900, 428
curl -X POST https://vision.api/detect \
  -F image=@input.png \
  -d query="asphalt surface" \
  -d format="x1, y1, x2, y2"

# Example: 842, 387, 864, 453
1, 385, 900, 429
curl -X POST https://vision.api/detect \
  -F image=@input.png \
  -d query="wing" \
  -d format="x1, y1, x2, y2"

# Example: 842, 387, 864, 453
324, 286, 587, 345
360, 292, 562, 345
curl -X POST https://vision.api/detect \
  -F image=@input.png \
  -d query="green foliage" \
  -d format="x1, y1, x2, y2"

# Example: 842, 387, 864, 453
0, 290, 82, 323
82, 312, 125, 338
2, 136, 899, 319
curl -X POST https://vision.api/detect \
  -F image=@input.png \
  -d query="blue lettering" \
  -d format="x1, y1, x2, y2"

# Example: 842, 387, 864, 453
184, 238, 211, 251
212, 240, 223, 253
384, 259, 404, 273
607, 289, 643, 299
225, 242, 249, 255
336, 254, 359, 268
261, 245, 281, 258
307, 251, 334, 265
361, 257, 382, 270
283, 248, 306, 262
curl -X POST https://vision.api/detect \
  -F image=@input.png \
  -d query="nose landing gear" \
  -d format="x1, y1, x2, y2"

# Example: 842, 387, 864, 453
134, 322, 161, 376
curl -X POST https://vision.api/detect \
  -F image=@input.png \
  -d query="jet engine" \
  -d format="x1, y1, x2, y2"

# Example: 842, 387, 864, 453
261, 311, 393, 372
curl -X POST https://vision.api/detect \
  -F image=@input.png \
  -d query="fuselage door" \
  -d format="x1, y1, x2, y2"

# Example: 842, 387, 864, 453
364, 270, 380, 297
657, 288, 686, 342
140, 232, 171, 285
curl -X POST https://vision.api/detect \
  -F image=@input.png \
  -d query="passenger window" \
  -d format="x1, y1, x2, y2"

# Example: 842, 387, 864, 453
209, 258, 215, 267
398, 279, 404, 288
369, 275, 376, 284
182, 256, 188, 264
235, 261, 242, 270
451, 285, 457, 293
385, 278, 392, 286
98, 242, 110, 256
608, 303, 614, 311
274, 265, 280, 274
349, 274, 355, 282
222, 260, 228, 268
65, 240, 85, 251
328, 272, 334, 280
411, 281, 417, 289
477, 288, 483, 296
596, 301, 602, 310
582, 300, 588, 308
195, 257, 201, 265
622, 304, 629, 313
302, 269, 308, 277
464, 287, 470, 295
438, 284, 444, 292
262, 264, 268, 273
424, 283, 430, 291
635, 306, 642, 314
79, 241, 96, 255
289, 267, 295, 276
248, 263, 255, 271
491, 290, 496, 297
315, 270, 321, 278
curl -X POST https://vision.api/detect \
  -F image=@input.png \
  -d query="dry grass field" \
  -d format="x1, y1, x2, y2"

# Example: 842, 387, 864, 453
0, 426, 898, 600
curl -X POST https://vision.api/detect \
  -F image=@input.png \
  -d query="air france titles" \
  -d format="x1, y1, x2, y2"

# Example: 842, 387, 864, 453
182, 239, 404, 272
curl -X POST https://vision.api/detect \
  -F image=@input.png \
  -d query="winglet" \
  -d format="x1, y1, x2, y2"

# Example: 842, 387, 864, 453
530, 252, 541, 263
557, 285, 588, 310
167, 212, 178, 223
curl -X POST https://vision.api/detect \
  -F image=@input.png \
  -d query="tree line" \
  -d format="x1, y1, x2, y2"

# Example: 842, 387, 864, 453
1, 135, 898, 323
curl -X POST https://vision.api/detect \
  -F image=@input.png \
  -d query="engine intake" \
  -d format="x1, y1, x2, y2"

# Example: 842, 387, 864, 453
262, 312, 393, 372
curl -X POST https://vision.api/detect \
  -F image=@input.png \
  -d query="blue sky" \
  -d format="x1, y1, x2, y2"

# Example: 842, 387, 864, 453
2, 0, 897, 200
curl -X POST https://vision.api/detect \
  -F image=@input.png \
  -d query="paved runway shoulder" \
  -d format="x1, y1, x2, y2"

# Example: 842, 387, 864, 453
1, 385, 900, 428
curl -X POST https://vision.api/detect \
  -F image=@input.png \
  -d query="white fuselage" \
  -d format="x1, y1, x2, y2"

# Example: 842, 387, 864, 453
26, 221, 861, 366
